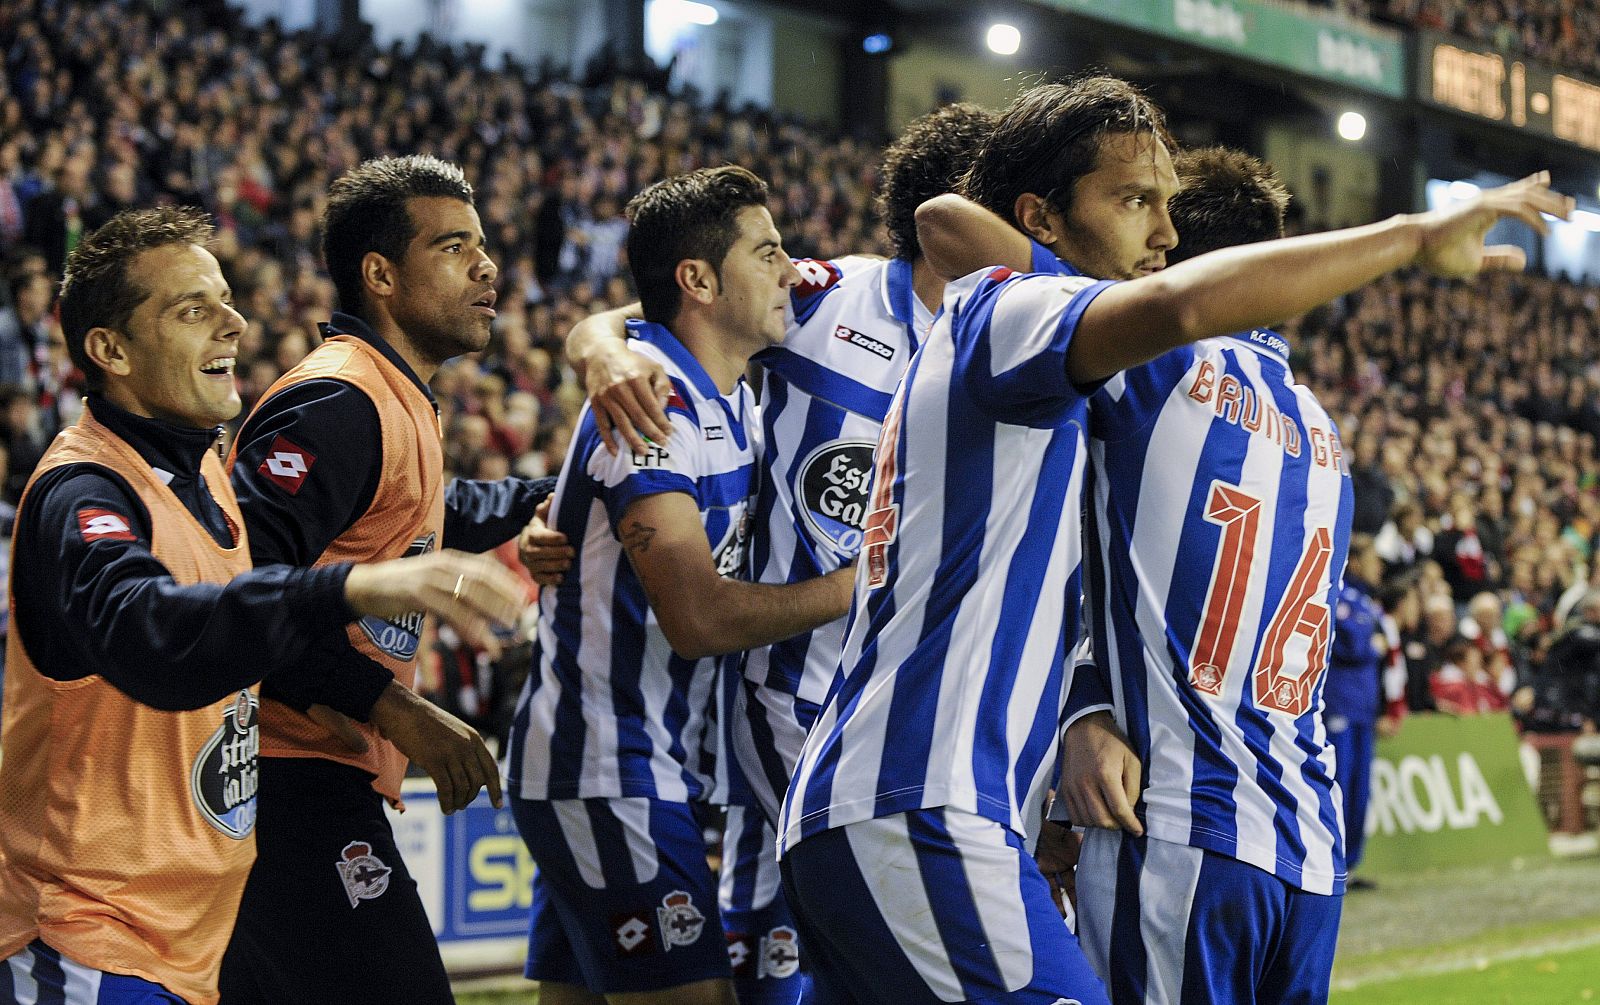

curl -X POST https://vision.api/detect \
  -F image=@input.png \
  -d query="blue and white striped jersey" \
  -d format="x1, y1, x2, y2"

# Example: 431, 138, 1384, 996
1074, 330, 1354, 894
506, 321, 759, 802
779, 260, 1115, 855
743, 255, 930, 705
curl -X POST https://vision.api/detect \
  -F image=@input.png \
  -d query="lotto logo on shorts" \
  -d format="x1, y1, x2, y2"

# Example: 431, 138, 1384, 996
656, 890, 706, 950
335, 841, 392, 907
610, 912, 657, 957
726, 931, 752, 976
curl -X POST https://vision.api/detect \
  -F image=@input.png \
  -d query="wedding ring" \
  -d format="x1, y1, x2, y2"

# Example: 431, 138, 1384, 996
452, 574, 465, 601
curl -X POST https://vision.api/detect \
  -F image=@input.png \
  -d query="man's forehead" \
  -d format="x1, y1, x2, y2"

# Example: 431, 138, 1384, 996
1084, 132, 1178, 192
129, 242, 225, 292
734, 204, 781, 245
409, 196, 481, 236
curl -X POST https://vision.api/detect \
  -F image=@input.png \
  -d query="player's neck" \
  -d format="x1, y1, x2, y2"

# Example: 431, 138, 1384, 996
364, 313, 442, 384
670, 314, 754, 395
911, 256, 945, 315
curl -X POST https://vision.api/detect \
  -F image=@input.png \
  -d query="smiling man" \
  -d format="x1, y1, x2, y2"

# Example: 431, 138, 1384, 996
219, 155, 552, 1005
503, 166, 855, 1005
0, 207, 525, 1005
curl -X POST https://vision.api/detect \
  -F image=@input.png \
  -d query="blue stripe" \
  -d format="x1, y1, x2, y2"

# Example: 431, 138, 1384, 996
1239, 356, 1321, 888
740, 680, 797, 825
973, 424, 1078, 819
30, 940, 66, 1005
906, 810, 1003, 999
884, 256, 921, 355
608, 567, 667, 795
587, 799, 638, 887
758, 347, 894, 422
697, 465, 758, 509
1109, 835, 1150, 1004
748, 371, 788, 585
859, 367, 995, 820
541, 478, 602, 796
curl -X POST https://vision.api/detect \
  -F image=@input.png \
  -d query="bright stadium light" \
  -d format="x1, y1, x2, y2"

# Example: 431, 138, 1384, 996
657, 0, 718, 27
986, 23, 1021, 55
863, 33, 893, 54
1336, 111, 1366, 142
1448, 180, 1481, 201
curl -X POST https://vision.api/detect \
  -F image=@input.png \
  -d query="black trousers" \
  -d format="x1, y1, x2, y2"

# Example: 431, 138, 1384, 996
218, 758, 455, 1004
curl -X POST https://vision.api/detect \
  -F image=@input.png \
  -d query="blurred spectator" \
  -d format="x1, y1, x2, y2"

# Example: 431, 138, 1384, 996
0, 269, 51, 388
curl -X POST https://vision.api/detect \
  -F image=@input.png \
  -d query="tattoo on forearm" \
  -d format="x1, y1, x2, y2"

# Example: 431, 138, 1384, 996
621, 520, 657, 555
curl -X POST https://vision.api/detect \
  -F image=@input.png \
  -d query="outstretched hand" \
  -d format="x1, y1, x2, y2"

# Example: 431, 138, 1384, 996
344, 550, 526, 660
1415, 171, 1573, 279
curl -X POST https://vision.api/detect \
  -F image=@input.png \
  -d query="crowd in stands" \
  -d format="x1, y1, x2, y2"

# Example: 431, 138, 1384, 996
1322, 0, 1600, 80
4, 0, 1600, 751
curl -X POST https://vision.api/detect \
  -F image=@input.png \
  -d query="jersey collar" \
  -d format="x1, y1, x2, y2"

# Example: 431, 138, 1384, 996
627, 318, 726, 401
85, 392, 219, 485
322, 312, 439, 407
1224, 328, 1292, 363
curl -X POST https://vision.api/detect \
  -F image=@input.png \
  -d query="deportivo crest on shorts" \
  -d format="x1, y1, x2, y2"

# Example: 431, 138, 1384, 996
656, 890, 706, 950
796, 440, 874, 556
336, 841, 393, 907
191, 688, 259, 839
758, 926, 800, 979
356, 532, 435, 660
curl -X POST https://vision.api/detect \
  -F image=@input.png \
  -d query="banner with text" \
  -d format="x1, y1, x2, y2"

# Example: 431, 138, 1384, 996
1358, 714, 1548, 878
388, 781, 532, 973
1040, 0, 1406, 97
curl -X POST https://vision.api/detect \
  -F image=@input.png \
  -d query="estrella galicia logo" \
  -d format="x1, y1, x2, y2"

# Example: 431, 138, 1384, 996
191, 688, 259, 840
797, 440, 874, 556
712, 510, 753, 578
358, 532, 435, 660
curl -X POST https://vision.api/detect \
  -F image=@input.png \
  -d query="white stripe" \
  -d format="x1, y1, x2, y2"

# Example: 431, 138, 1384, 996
948, 812, 1034, 993
986, 275, 1099, 375
612, 797, 661, 885
5, 946, 39, 1005
1074, 828, 1119, 983
577, 499, 623, 796
844, 816, 967, 1002
552, 800, 607, 889
1138, 838, 1204, 1005
59, 954, 104, 1005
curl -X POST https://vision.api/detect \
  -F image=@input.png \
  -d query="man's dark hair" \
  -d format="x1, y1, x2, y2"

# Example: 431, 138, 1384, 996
625, 165, 769, 326
322, 154, 474, 315
961, 76, 1172, 227
58, 207, 214, 393
876, 103, 996, 262
1166, 147, 1290, 265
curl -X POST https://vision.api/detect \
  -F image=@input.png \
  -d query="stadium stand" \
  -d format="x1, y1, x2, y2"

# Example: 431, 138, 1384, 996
3, 0, 1600, 793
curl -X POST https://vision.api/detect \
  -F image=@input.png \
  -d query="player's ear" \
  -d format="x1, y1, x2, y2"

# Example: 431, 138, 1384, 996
84, 326, 132, 379
675, 258, 717, 307
1015, 193, 1061, 245
361, 251, 397, 302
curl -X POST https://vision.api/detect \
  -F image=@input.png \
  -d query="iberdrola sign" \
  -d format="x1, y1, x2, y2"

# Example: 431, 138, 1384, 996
1358, 715, 1548, 877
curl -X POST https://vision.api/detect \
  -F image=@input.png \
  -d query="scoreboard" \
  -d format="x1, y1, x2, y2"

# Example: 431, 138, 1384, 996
1418, 29, 1600, 154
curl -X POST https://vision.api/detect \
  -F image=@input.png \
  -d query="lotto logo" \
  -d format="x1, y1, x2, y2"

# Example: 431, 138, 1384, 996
611, 912, 657, 957
258, 434, 316, 495
76, 508, 137, 542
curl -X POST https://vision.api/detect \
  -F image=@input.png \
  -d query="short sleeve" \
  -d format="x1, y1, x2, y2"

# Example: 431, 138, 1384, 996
587, 403, 703, 532
951, 271, 1116, 427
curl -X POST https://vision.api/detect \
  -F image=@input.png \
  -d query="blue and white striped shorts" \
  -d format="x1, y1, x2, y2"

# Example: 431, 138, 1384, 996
781, 807, 1110, 1005
1075, 830, 1342, 1005
1, 941, 185, 1005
